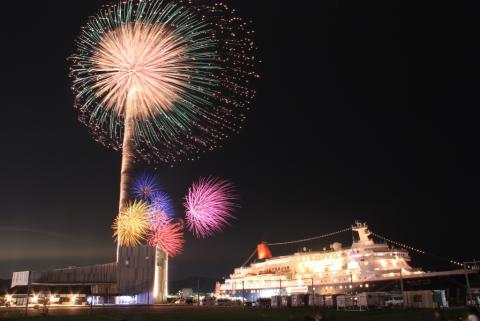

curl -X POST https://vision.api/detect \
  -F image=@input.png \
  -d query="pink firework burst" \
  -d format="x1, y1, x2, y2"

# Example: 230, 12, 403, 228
148, 220, 185, 257
184, 177, 238, 238
147, 207, 170, 227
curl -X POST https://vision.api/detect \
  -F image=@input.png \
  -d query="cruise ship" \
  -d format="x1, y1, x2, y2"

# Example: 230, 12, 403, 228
219, 222, 477, 301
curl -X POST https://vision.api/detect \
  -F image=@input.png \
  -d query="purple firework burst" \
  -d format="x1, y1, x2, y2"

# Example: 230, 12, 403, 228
184, 177, 238, 238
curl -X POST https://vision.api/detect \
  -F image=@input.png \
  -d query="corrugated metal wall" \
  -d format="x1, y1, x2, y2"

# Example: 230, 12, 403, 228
31, 263, 117, 284
117, 246, 156, 295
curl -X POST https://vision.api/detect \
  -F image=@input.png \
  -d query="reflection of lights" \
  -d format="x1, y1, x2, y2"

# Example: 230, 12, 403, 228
32, 295, 39, 304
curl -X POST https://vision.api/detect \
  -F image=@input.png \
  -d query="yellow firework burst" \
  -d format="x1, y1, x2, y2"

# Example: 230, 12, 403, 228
113, 201, 150, 247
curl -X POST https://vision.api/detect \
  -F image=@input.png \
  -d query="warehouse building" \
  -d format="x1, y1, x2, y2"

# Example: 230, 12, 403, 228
8, 246, 168, 305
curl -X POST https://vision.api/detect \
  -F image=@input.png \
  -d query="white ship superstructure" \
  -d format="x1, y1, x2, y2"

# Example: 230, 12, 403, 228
220, 222, 424, 297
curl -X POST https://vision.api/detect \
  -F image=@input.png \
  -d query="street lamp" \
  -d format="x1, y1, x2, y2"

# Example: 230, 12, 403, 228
463, 261, 480, 305
350, 273, 353, 294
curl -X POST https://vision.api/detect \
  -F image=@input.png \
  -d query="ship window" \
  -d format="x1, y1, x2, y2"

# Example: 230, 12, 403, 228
413, 295, 423, 303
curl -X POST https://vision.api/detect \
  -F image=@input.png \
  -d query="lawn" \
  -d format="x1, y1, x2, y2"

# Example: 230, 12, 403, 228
0, 307, 468, 321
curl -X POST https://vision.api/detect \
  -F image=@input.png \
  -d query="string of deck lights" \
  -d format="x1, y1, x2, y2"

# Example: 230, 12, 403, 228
268, 227, 353, 246
371, 232, 463, 267
241, 248, 259, 267
241, 226, 466, 269
240, 227, 352, 267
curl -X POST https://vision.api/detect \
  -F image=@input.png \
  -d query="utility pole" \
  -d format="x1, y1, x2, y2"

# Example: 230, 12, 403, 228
400, 270, 405, 309
197, 279, 200, 307
89, 284, 93, 316
24, 272, 31, 317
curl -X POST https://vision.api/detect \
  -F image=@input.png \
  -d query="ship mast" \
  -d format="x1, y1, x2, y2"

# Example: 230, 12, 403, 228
352, 221, 374, 247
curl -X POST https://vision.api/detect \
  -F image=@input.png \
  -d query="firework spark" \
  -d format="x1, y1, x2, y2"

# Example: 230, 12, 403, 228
131, 172, 163, 201
71, 0, 258, 164
113, 201, 150, 246
148, 220, 185, 257
92, 23, 187, 119
71, 0, 257, 223
150, 192, 175, 219
184, 177, 238, 238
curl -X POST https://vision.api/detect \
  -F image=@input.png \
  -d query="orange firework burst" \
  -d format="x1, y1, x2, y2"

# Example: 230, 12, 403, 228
92, 22, 189, 120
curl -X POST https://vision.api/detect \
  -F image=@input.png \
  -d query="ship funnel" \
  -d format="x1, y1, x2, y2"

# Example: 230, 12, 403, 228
257, 242, 273, 260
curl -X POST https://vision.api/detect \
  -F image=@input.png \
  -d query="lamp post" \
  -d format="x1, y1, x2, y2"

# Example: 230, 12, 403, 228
464, 262, 472, 305
311, 278, 315, 313
242, 281, 245, 309
350, 273, 353, 294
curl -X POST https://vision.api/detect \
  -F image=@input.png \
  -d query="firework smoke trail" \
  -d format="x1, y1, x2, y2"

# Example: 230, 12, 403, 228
71, 0, 257, 237
113, 201, 150, 247
148, 220, 185, 257
184, 177, 238, 238
71, 1, 256, 260
119, 107, 135, 212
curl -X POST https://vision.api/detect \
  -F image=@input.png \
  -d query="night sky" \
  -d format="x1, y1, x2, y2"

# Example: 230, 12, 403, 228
1, 1, 479, 281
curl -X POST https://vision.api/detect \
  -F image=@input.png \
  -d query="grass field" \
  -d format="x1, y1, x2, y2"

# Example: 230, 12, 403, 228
0, 307, 469, 321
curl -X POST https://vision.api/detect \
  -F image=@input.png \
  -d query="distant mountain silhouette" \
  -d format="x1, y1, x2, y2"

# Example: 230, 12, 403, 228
0, 279, 11, 293
170, 276, 217, 294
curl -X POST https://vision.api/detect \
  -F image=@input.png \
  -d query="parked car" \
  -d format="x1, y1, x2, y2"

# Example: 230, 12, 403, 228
75, 296, 87, 305
244, 301, 254, 308
216, 298, 232, 306
256, 298, 271, 309
385, 295, 404, 308
202, 296, 216, 306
